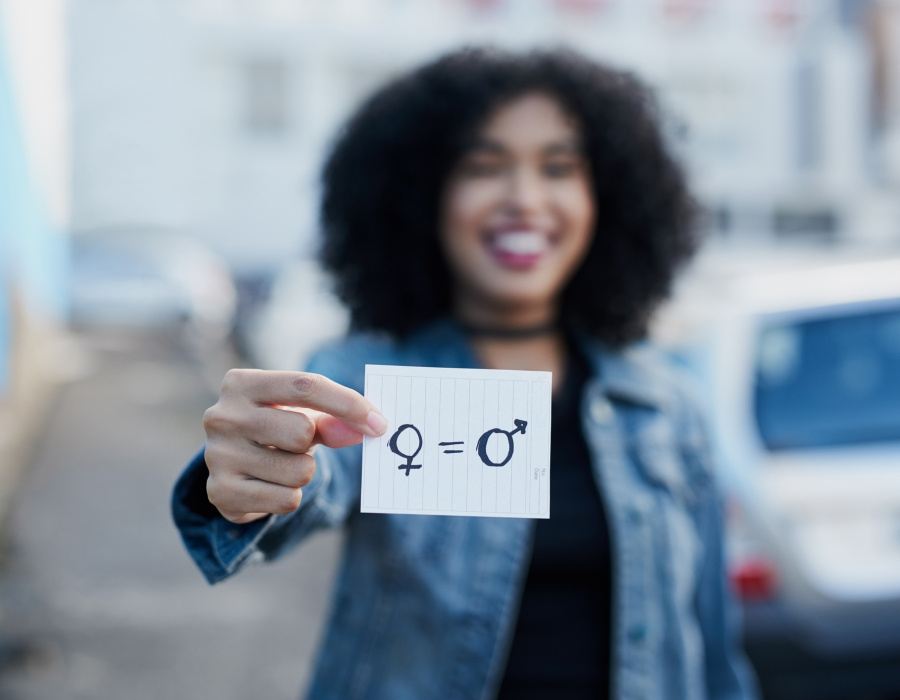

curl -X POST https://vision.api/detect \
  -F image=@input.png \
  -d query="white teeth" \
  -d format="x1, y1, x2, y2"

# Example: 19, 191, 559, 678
492, 231, 549, 255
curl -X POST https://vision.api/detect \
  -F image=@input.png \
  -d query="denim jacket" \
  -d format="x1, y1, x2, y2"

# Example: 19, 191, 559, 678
172, 319, 757, 700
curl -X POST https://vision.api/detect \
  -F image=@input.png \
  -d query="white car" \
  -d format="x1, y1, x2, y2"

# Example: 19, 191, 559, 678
239, 258, 349, 371
655, 251, 900, 700
70, 228, 237, 343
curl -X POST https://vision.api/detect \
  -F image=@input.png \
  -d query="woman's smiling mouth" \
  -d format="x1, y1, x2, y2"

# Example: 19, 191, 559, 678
485, 230, 553, 269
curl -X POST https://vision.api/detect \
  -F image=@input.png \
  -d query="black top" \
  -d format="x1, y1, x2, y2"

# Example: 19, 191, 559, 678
497, 346, 612, 700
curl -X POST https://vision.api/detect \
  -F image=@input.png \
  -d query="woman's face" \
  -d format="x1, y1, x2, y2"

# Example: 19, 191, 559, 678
440, 92, 595, 324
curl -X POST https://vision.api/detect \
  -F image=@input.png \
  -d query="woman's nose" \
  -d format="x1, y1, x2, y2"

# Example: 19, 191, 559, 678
506, 165, 547, 214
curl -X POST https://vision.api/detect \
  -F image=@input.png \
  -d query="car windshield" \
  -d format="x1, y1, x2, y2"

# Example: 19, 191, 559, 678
754, 304, 900, 450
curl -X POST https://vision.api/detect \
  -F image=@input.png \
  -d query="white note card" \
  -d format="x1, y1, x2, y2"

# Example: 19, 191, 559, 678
362, 365, 551, 518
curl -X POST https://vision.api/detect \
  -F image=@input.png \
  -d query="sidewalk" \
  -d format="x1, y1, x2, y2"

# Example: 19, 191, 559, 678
0, 328, 342, 700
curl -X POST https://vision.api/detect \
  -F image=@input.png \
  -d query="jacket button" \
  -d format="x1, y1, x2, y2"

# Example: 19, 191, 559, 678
590, 396, 613, 424
628, 623, 647, 643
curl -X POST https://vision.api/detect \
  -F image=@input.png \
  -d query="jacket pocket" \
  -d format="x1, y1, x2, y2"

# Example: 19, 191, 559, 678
630, 413, 713, 506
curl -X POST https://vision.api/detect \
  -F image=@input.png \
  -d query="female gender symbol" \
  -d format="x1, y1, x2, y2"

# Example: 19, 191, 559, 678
476, 419, 527, 467
389, 424, 423, 476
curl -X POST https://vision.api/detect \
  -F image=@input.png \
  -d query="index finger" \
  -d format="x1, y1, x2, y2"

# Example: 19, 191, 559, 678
234, 370, 387, 438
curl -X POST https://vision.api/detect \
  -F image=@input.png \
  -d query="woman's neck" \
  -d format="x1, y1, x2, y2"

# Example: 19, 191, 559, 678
453, 297, 554, 331
454, 299, 567, 393
470, 333, 567, 393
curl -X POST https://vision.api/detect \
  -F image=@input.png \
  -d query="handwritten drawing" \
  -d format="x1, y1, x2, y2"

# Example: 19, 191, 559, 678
389, 424, 423, 476
476, 419, 527, 467
439, 441, 464, 454
390, 419, 528, 475
362, 365, 551, 519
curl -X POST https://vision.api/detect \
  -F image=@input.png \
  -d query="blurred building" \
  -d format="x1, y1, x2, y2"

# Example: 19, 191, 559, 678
68, 0, 900, 274
874, 0, 900, 183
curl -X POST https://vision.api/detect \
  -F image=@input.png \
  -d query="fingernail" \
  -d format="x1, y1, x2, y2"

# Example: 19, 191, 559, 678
366, 410, 388, 435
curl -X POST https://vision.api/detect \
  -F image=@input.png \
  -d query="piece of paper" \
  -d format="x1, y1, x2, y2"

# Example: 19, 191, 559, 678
362, 365, 551, 518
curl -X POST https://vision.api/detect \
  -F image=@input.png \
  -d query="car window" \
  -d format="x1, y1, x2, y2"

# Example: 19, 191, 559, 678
754, 305, 900, 450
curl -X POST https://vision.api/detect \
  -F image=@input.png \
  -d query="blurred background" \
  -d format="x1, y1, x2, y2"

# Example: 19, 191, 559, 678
2, 0, 900, 698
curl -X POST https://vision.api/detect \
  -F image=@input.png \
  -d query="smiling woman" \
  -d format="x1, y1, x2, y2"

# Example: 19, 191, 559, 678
173, 47, 758, 700
321, 48, 697, 346
440, 93, 595, 330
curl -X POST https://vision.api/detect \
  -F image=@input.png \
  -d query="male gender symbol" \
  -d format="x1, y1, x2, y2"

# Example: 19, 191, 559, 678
388, 424, 423, 476
476, 419, 527, 467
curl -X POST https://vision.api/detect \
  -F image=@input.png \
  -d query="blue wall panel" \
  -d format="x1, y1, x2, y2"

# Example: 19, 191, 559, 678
0, 11, 69, 396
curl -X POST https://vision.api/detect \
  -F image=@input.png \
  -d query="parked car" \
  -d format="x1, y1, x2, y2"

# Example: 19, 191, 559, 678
70, 227, 237, 345
655, 252, 900, 700
238, 258, 349, 371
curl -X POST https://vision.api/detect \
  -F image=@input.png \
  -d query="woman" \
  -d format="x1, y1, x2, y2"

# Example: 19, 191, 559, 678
173, 48, 757, 700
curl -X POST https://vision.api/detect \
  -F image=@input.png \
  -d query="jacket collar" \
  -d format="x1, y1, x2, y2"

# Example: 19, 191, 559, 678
573, 328, 665, 409
408, 318, 664, 410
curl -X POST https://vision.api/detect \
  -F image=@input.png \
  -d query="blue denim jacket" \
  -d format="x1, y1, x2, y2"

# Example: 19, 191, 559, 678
172, 319, 757, 700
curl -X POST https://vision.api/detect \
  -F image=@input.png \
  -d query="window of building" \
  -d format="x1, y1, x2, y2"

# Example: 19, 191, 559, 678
244, 58, 288, 134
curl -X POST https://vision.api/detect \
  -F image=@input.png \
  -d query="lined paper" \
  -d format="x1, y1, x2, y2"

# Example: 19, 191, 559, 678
362, 365, 551, 518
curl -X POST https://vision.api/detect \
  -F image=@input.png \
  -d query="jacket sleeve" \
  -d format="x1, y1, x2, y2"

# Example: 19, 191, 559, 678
170, 347, 365, 585
683, 402, 760, 700
693, 487, 760, 700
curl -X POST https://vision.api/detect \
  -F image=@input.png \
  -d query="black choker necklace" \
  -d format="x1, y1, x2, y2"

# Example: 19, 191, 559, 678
458, 320, 559, 340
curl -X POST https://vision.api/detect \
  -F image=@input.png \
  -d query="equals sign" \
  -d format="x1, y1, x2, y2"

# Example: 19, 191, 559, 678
439, 441, 464, 454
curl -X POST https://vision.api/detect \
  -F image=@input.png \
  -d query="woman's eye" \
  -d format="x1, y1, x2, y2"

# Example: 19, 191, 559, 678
460, 159, 505, 178
543, 160, 580, 178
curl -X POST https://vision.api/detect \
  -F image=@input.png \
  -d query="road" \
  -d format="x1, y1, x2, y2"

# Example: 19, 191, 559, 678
0, 329, 342, 700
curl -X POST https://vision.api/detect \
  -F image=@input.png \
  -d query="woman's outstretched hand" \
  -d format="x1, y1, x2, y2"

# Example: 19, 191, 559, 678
202, 369, 388, 524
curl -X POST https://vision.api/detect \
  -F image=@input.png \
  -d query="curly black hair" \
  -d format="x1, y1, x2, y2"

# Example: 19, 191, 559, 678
321, 47, 699, 346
